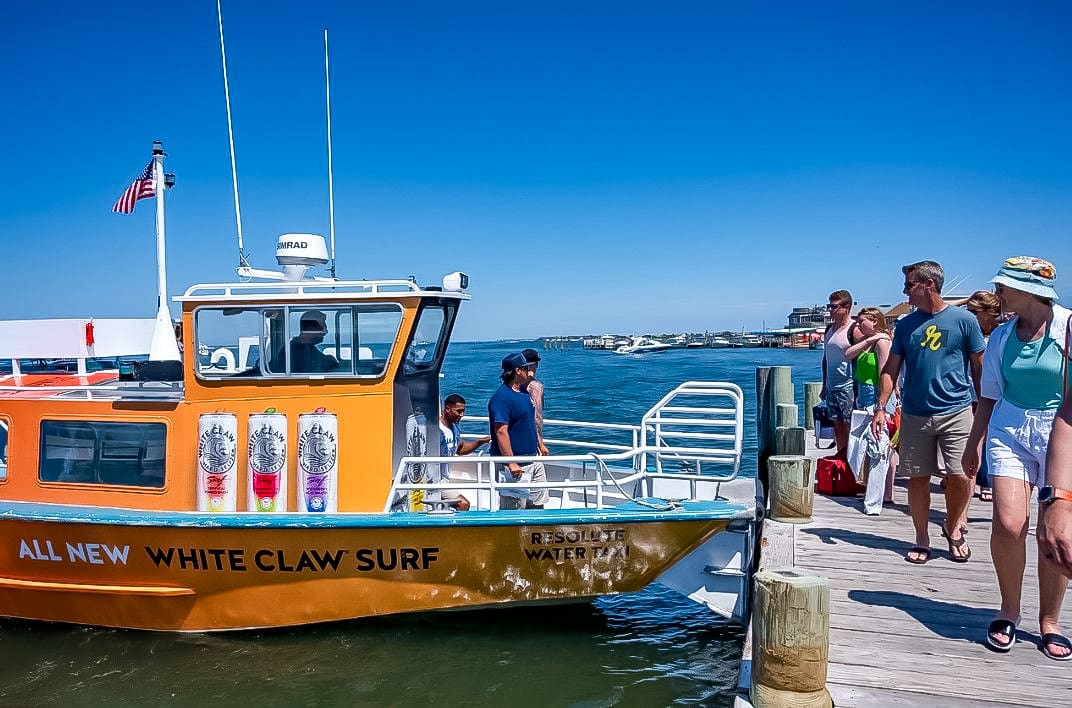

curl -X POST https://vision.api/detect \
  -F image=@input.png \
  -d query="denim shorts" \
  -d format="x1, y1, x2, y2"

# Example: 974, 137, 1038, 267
825, 384, 854, 423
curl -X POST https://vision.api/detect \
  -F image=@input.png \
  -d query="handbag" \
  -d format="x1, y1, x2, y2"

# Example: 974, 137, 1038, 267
816, 455, 858, 495
812, 402, 836, 449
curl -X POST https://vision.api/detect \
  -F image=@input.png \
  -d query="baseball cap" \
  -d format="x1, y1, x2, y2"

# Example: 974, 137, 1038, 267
501, 352, 529, 371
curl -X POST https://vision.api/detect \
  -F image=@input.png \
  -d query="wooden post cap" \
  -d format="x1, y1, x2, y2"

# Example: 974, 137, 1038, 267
767, 455, 814, 523
752, 568, 831, 707
775, 403, 798, 429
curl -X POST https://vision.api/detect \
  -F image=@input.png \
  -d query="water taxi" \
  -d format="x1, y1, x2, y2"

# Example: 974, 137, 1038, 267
0, 150, 759, 632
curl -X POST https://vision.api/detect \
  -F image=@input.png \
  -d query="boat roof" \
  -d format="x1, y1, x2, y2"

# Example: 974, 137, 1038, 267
176, 278, 470, 304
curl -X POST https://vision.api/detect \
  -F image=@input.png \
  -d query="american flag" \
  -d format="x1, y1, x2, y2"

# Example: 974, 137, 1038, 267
111, 160, 156, 214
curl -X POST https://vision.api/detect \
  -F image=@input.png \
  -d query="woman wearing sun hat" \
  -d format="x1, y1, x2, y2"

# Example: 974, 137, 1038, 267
962, 256, 1072, 660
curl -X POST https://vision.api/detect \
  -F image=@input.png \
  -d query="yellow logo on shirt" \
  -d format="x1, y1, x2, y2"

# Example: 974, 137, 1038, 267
921, 325, 943, 351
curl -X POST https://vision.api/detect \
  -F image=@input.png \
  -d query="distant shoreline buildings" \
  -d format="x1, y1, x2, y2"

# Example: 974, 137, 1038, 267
547, 295, 973, 351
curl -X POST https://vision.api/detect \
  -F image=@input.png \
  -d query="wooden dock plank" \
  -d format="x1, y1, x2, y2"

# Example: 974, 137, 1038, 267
798, 440, 1072, 707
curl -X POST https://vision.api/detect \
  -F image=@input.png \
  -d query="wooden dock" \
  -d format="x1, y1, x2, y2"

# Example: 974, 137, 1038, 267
738, 438, 1072, 707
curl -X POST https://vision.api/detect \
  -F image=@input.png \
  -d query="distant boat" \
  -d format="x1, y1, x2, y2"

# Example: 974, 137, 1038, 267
731, 334, 763, 348
614, 336, 674, 354
685, 339, 707, 349
709, 337, 732, 349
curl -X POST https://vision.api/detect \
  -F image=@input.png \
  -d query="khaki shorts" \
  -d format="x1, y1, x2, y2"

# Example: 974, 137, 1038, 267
899, 406, 973, 478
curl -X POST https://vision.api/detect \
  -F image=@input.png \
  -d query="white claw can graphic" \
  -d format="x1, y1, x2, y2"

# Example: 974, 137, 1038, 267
405, 410, 432, 511
197, 413, 238, 512
247, 413, 288, 512
298, 411, 338, 513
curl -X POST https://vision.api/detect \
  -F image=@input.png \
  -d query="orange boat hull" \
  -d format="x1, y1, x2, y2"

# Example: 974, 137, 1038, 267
0, 507, 730, 631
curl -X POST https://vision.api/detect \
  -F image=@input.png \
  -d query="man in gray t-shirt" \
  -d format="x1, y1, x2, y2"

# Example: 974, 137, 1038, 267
873, 261, 984, 565
822, 289, 855, 455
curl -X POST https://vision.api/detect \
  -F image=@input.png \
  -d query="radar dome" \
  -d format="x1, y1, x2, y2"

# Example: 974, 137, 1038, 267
276, 234, 328, 281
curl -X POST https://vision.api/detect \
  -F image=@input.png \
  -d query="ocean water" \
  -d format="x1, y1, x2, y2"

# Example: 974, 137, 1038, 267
0, 342, 820, 708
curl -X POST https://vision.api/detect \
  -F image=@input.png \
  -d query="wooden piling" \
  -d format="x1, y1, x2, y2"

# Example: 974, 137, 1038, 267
774, 403, 797, 429
766, 455, 813, 522
769, 367, 794, 417
774, 426, 805, 457
803, 382, 822, 430
751, 568, 831, 707
756, 367, 773, 497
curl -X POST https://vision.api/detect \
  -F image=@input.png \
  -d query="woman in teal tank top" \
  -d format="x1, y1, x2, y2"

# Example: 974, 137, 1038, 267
961, 256, 1072, 660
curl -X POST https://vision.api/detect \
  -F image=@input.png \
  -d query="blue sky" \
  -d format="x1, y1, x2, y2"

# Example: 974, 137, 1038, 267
2, 2, 1070, 340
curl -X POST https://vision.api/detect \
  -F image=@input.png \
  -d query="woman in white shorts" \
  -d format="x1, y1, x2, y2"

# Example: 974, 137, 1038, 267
962, 256, 1072, 661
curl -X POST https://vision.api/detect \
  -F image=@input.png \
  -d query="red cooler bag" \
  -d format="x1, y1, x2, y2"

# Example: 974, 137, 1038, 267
816, 455, 858, 496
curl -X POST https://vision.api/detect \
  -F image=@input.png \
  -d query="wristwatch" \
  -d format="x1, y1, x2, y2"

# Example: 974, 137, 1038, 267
1038, 486, 1072, 505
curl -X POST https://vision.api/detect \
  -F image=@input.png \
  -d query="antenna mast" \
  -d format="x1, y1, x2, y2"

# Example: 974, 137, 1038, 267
217, 0, 247, 267
324, 28, 337, 279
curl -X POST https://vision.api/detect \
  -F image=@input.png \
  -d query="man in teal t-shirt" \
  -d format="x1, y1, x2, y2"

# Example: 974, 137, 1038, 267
873, 261, 984, 565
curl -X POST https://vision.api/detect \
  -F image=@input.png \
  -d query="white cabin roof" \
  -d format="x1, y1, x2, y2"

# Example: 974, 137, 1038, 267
176, 279, 470, 303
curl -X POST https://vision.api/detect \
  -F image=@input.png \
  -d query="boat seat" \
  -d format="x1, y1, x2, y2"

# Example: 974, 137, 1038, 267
133, 360, 184, 381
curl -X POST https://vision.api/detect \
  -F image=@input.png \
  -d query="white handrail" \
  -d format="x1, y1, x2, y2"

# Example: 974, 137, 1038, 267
390, 381, 746, 513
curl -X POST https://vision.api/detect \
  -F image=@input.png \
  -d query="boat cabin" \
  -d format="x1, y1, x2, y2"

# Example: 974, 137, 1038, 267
0, 276, 469, 514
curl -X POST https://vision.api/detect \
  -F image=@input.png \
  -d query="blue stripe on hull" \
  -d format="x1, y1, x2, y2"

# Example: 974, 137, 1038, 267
0, 499, 752, 529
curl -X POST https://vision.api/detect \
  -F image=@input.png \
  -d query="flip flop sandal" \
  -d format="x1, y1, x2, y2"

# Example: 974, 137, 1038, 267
941, 525, 971, 562
985, 618, 1017, 652
1041, 633, 1072, 661
905, 546, 931, 564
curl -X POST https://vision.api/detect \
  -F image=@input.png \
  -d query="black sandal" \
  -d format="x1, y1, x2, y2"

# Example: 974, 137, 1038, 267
985, 618, 1017, 652
1041, 633, 1072, 661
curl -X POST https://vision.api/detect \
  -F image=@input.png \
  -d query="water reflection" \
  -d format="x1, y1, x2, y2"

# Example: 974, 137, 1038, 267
0, 586, 742, 707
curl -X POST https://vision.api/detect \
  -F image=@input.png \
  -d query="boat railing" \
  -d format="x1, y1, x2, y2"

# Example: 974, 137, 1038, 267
179, 278, 460, 301
384, 446, 737, 513
462, 415, 642, 455
640, 381, 743, 478
388, 380, 744, 511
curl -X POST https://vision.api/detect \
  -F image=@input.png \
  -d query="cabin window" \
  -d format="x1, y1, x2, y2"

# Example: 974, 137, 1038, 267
194, 304, 403, 379
403, 302, 457, 374
0, 416, 9, 481
39, 421, 166, 488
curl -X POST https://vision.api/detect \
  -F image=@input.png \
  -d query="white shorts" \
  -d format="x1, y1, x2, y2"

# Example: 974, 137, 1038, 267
986, 398, 1057, 488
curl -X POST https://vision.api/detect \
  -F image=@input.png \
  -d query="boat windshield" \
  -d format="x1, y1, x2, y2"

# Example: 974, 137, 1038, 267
403, 302, 457, 374
194, 304, 403, 379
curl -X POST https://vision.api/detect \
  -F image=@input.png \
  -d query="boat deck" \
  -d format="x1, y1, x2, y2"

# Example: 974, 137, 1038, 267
740, 440, 1072, 706
0, 372, 183, 401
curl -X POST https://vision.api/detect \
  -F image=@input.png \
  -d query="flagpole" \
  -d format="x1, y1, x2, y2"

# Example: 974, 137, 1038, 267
148, 140, 180, 361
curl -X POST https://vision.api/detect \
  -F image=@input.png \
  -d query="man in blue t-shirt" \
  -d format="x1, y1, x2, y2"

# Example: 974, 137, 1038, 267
489, 352, 547, 509
873, 260, 985, 565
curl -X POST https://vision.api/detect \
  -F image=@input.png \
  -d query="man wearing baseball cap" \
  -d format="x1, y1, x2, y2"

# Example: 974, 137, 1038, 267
522, 348, 550, 456
489, 352, 547, 509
